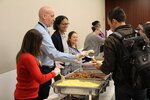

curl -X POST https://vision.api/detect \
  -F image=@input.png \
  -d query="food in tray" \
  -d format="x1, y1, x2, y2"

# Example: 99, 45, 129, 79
56, 79, 100, 87
68, 72, 106, 79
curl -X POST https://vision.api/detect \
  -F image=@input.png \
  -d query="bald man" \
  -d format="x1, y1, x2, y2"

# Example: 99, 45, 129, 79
34, 6, 84, 99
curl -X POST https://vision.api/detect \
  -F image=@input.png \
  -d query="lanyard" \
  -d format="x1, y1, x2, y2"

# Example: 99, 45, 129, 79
38, 22, 50, 34
38, 22, 46, 29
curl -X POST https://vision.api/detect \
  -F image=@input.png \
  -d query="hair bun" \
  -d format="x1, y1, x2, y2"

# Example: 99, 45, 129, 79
92, 20, 100, 26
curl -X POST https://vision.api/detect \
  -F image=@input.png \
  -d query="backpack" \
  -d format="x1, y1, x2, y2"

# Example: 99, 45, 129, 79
112, 31, 150, 89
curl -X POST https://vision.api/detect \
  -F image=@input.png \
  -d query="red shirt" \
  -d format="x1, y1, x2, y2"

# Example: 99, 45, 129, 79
14, 53, 56, 99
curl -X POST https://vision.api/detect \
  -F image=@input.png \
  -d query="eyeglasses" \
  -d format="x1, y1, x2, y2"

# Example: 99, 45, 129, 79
61, 23, 70, 26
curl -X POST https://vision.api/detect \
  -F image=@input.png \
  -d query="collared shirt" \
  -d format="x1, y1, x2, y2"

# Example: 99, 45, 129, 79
60, 34, 70, 66
60, 34, 69, 53
34, 22, 76, 67
106, 29, 113, 37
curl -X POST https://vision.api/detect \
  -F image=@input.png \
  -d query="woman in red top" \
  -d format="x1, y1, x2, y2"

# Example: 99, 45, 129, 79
14, 29, 60, 100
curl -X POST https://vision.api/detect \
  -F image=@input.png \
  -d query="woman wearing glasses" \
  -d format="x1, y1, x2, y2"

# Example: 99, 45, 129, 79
51, 15, 70, 76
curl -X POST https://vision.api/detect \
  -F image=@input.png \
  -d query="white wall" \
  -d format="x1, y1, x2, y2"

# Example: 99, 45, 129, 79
0, 1, 105, 99
0, 0, 105, 73
0, 70, 17, 100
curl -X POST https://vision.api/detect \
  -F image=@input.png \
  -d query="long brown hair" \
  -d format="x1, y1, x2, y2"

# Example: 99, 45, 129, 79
67, 31, 77, 48
16, 29, 43, 62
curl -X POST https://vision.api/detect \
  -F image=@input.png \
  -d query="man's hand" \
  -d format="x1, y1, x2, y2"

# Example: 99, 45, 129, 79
91, 56, 102, 69
55, 61, 64, 69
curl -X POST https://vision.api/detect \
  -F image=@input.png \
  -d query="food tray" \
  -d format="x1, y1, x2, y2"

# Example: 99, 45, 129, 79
52, 79, 105, 95
52, 68, 111, 100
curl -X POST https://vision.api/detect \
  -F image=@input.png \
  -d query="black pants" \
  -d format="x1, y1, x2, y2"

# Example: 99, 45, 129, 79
115, 84, 147, 100
38, 66, 61, 100
147, 89, 150, 99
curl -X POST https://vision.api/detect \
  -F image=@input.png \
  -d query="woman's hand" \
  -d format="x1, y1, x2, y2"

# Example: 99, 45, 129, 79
76, 51, 89, 60
53, 61, 64, 76
87, 49, 95, 54
53, 67, 61, 76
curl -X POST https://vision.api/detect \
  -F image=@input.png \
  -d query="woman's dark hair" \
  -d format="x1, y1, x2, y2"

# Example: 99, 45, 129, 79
91, 20, 100, 32
143, 23, 150, 39
108, 7, 126, 22
16, 29, 43, 61
53, 15, 68, 31
67, 31, 77, 48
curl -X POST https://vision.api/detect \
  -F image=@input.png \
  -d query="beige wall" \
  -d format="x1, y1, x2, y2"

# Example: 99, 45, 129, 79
0, 0, 105, 73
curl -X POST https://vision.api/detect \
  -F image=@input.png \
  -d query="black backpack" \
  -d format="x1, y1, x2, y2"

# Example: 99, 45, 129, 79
112, 31, 150, 89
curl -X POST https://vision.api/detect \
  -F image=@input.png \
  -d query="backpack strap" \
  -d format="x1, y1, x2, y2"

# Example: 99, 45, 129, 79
111, 31, 140, 41
112, 32, 124, 40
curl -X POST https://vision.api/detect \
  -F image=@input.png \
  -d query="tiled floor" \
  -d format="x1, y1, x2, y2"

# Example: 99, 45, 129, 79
46, 80, 115, 100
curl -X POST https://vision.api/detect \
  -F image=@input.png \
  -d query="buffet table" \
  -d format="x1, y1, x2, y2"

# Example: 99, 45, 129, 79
52, 68, 111, 100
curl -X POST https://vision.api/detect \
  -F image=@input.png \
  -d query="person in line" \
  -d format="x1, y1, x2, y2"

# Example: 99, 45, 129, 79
93, 7, 147, 100
143, 22, 150, 39
83, 20, 105, 59
136, 23, 143, 31
143, 22, 150, 99
14, 29, 61, 100
51, 15, 71, 75
34, 6, 88, 99
137, 22, 150, 45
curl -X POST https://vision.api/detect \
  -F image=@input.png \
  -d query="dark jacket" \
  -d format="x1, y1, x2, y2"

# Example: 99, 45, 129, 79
101, 24, 135, 86
51, 31, 64, 52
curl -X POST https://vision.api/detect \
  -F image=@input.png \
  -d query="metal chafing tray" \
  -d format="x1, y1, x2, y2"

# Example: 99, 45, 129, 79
52, 68, 111, 100
52, 79, 106, 100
